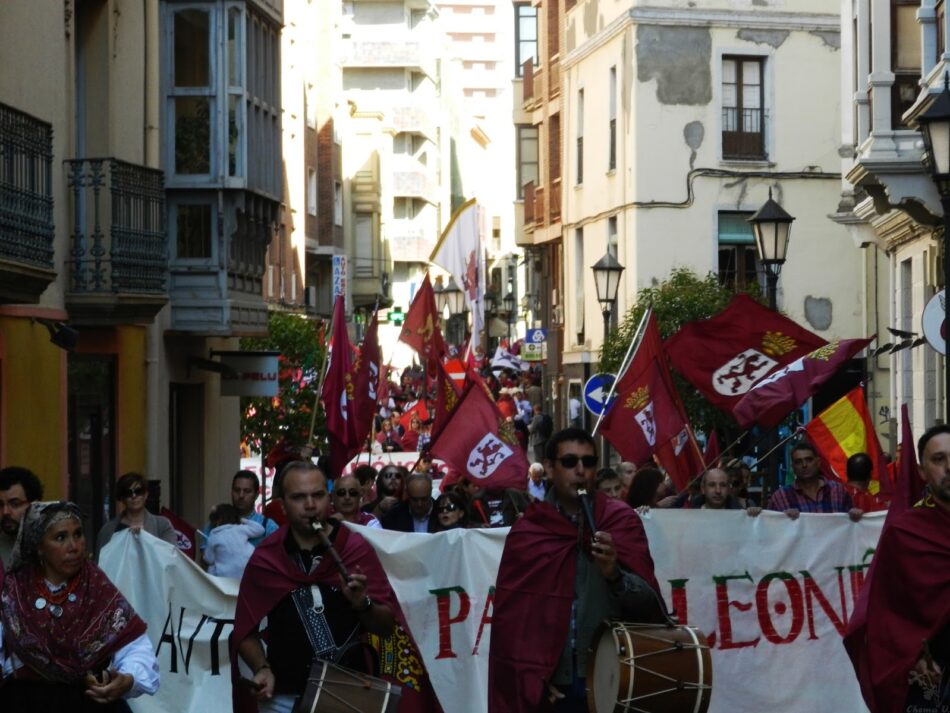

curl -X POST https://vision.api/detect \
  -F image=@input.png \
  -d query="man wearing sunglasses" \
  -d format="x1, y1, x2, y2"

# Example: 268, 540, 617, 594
381, 472, 439, 533
489, 428, 666, 713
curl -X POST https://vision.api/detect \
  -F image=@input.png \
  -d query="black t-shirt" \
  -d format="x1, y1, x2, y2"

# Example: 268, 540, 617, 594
265, 527, 363, 695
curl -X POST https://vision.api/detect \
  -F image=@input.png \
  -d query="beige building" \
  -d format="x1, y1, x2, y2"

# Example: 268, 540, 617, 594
838, 0, 948, 440
554, 0, 871, 431
0, 0, 283, 534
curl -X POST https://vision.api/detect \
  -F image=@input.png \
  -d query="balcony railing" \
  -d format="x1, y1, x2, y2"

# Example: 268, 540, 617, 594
550, 178, 561, 222
65, 158, 167, 301
0, 102, 55, 301
523, 181, 535, 226
522, 59, 534, 103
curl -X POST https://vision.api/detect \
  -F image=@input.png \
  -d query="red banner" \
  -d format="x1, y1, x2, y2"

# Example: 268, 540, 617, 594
665, 294, 826, 413
399, 273, 447, 369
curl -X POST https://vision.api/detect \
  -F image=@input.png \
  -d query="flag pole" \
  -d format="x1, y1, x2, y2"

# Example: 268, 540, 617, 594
592, 305, 652, 436
308, 308, 336, 448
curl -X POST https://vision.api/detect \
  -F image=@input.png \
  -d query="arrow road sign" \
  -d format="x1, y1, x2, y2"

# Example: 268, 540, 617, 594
584, 373, 617, 416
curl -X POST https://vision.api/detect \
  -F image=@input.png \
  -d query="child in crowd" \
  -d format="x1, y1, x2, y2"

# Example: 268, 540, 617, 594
202, 503, 265, 578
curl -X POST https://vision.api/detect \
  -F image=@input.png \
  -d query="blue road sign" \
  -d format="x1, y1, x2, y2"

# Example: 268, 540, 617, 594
583, 373, 617, 416
526, 328, 548, 344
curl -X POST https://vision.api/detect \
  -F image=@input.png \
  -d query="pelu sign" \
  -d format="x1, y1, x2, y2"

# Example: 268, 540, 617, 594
218, 351, 280, 397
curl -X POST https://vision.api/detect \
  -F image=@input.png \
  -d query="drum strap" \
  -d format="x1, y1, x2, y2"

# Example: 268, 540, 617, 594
291, 584, 357, 663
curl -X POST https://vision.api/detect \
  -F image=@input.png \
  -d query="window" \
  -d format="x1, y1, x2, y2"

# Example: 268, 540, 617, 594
574, 227, 584, 344
717, 211, 759, 290
576, 89, 584, 185
549, 113, 561, 182
175, 203, 213, 259
722, 56, 765, 159
334, 181, 343, 226
515, 3, 537, 77
607, 216, 618, 259
516, 125, 538, 199
892, 0, 921, 129
307, 168, 317, 216
609, 66, 617, 170
938, 0, 946, 65
172, 9, 213, 175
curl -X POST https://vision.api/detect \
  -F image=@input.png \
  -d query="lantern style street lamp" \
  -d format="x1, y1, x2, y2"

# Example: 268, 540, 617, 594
592, 253, 625, 343
748, 188, 795, 310
914, 71, 950, 421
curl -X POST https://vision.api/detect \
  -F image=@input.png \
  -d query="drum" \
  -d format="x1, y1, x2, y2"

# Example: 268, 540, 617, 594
586, 621, 712, 713
294, 659, 402, 713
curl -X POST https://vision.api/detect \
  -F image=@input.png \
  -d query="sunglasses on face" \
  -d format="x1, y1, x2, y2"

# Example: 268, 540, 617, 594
335, 489, 361, 498
122, 487, 146, 499
381, 472, 402, 480
437, 504, 459, 513
554, 454, 598, 469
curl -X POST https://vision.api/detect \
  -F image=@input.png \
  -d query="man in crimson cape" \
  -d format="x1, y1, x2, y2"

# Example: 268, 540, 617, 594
843, 424, 950, 713
231, 461, 438, 713
488, 428, 666, 713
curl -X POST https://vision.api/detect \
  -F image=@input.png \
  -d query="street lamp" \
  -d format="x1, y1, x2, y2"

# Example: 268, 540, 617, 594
914, 71, 950, 421
503, 290, 516, 344
592, 253, 625, 342
438, 277, 466, 346
748, 188, 795, 310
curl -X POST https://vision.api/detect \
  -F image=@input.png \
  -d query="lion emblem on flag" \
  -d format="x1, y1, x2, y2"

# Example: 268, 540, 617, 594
466, 433, 513, 479
634, 402, 657, 446
712, 349, 778, 396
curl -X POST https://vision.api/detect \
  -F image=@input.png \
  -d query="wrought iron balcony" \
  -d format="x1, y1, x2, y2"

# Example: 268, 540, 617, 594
65, 158, 168, 323
0, 101, 55, 303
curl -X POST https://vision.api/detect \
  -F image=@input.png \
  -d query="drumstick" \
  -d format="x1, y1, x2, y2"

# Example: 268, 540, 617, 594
310, 519, 351, 580
577, 488, 597, 542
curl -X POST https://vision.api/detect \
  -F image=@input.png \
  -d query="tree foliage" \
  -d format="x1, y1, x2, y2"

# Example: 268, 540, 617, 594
599, 267, 761, 436
239, 311, 329, 453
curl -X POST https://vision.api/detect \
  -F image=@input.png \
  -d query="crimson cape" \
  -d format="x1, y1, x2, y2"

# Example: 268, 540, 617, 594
230, 523, 434, 713
843, 502, 950, 713
487, 494, 660, 713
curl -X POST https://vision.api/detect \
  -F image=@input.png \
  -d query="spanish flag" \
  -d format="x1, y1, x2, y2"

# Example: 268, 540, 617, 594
803, 386, 891, 494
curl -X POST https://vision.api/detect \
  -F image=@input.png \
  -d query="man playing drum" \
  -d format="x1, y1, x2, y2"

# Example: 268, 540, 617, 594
488, 428, 666, 713
231, 461, 399, 713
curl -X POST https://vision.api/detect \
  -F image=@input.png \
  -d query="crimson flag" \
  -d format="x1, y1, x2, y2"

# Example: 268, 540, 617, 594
399, 273, 447, 368
702, 430, 721, 467
428, 382, 528, 490
348, 311, 381, 457
732, 337, 873, 429
894, 403, 924, 511
399, 399, 431, 435
664, 294, 826, 413
321, 296, 355, 476
431, 359, 463, 440
160, 507, 197, 560
600, 313, 689, 469
655, 426, 706, 492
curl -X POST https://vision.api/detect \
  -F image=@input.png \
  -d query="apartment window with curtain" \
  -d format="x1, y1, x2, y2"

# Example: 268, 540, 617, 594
576, 89, 584, 185
514, 3, 537, 76
608, 66, 617, 170
722, 56, 765, 159
607, 216, 618, 259
938, 0, 946, 64
717, 211, 760, 290
516, 125, 538, 198
307, 168, 317, 216
892, 0, 921, 128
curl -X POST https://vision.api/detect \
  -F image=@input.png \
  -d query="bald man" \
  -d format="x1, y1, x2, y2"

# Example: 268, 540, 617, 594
691, 469, 742, 510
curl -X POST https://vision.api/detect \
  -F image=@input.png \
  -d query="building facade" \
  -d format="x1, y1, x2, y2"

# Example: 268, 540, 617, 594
0, 0, 282, 535
554, 0, 871, 435
838, 0, 947, 440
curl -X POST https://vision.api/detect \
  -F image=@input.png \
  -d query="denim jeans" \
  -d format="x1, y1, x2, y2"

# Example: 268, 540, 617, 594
258, 693, 297, 713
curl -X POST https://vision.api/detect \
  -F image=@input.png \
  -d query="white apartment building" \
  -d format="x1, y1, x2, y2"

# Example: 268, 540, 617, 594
557, 0, 872, 430
839, 0, 948, 437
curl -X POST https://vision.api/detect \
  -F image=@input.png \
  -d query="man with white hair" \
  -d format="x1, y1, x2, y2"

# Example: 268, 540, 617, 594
527, 463, 547, 501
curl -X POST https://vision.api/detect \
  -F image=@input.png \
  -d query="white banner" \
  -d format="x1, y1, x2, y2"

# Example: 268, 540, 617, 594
99, 512, 884, 713
99, 530, 240, 713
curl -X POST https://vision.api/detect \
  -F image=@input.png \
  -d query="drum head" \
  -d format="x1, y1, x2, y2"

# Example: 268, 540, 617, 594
589, 627, 623, 713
